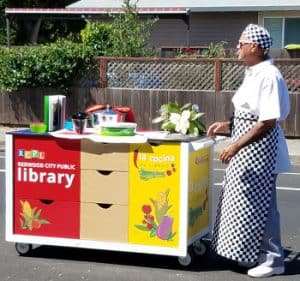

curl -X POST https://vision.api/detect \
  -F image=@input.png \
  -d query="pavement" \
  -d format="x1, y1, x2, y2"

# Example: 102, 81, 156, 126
1, 125, 300, 165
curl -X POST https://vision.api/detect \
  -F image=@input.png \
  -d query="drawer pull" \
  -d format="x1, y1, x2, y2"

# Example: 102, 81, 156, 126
97, 170, 112, 176
39, 199, 54, 205
97, 203, 112, 209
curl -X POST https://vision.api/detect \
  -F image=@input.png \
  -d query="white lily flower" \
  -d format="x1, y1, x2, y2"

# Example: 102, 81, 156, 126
170, 111, 190, 134
178, 110, 190, 134
169, 112, 181, 124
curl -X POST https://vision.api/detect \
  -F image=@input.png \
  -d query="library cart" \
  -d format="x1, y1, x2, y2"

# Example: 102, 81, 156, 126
5, 129, 214, 266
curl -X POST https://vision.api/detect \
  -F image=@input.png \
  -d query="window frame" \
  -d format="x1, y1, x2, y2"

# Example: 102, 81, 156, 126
261, 14, 300, 48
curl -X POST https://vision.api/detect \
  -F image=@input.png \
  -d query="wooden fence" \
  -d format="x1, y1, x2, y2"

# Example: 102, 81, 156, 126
1, 88, 299, 137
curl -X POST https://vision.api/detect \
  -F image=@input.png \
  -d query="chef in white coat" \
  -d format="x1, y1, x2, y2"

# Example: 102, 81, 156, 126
207, 24, 291, 278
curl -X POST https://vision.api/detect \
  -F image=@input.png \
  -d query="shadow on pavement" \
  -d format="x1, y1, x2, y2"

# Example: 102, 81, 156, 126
16, 241, 235, 273
284, 248, 300, 276
12, 241, 299, 277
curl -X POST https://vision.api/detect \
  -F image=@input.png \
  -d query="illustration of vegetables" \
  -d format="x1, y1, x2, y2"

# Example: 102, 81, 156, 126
20, 200, 50, 230
156, 216, 174, 240
138, 164, 176, 181
135, 189, 176, 241
133, 148, 139, 168
188, 187, 209, 226
138, 169, 165, 181
189, 206, 203, 227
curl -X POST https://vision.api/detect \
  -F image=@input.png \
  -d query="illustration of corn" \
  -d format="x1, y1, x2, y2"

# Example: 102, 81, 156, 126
150, 188, 172, 226
21, 200, 32, 218
20, 200, 50, 231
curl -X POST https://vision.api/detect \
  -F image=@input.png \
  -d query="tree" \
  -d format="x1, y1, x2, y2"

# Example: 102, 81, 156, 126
108, 0, 158, 57
1, 0, 82, 45
0, 0, 9, 44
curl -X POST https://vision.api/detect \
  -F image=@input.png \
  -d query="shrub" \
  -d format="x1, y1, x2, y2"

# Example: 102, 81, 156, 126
0, 40, 88, 92
202, 41, 228, 58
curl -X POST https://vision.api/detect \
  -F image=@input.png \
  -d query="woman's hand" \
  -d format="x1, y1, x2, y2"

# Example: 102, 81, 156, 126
207, 121, 230, 137
219, 142, 240, 164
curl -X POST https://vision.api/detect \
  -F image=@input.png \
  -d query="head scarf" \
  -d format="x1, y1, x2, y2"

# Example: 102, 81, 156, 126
242, 24, 273, 51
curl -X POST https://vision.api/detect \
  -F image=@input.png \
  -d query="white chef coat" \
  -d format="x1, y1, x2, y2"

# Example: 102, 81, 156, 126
232, 58, 291, 173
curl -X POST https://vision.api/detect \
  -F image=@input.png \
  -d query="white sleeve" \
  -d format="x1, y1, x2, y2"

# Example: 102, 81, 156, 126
258, 76, 281, 121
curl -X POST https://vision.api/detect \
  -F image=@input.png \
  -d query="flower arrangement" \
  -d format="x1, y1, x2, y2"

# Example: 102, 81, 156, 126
152, 102, 206, 136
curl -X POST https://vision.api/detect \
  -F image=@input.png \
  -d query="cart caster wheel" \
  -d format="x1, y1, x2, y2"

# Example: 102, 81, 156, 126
178, 248, 194, 266
15, 243, 32, 256
192, 240, 207, 256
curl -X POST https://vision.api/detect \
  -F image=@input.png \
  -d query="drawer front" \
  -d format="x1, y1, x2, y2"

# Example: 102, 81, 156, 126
14, 198, 80, 238
80, 202, 128, 242
81, 139, 129, 171
81, 170, 128, 204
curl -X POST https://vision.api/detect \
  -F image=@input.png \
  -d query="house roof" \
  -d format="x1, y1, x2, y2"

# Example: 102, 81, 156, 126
67, 0, 300, 12
5, 7, 188, 15
5, 0, 300, 15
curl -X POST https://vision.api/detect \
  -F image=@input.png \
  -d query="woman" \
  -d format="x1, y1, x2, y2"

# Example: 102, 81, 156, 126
207, 24, 291, 278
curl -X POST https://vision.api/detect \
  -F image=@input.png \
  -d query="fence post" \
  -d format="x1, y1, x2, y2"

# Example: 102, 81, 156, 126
100, 57, 107, 88
214, 59, 221, 92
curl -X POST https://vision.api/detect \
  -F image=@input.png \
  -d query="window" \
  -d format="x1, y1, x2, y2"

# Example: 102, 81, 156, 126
264, 17, 300, 48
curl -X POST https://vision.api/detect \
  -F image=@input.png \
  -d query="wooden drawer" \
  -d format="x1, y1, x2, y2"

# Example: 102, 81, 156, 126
80, 139, 129, 171
80, 202, 128, 242
81, 170, 128, 204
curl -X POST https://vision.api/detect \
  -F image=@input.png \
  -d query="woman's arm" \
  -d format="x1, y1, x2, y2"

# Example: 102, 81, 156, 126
219, 119, 276, 164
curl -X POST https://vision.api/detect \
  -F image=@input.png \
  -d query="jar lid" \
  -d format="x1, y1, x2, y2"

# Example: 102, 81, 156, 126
100, 104, 118, 115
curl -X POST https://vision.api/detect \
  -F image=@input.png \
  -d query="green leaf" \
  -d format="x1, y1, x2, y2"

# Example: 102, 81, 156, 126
196, 121, 206, 133
161, 122, 175, 131
135, 224, 150, 231
192, 112, 205, 120
167, 103, 180, 113
152, 116, 166, 124
168, 232, 177, 240
180, 103, 192, 111
34, 209, 42, 219
150, 228, 157, 237
39, 219, 50, 225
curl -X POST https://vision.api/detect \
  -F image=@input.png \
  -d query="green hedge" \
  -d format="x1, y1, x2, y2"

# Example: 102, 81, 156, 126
0, 41, 90, 92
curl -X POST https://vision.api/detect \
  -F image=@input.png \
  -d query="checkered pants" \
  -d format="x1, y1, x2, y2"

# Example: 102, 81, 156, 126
211, 110, 278, 263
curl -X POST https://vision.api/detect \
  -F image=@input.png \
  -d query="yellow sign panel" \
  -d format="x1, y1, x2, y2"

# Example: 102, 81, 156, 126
128, 143, 181, 247
188, 147, 210, 239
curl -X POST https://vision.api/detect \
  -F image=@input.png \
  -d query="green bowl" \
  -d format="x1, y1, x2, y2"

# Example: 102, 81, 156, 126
30, 122, 47, 133
100, 122, 136, 136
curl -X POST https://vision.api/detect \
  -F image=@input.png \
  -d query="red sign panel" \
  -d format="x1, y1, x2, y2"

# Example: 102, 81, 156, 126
14, 136, 80, 201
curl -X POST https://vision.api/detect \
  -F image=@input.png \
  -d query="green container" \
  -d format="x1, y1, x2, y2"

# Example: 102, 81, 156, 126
285, 44, 300, 58
100, 122, 137, 136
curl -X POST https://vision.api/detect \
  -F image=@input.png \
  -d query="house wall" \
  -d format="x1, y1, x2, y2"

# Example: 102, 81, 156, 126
147, 17, 189, 46
147, 12, 258, 48
189, 12, 257, 48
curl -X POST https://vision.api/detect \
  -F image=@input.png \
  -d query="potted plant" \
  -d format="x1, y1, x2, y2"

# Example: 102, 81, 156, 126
152, 102, 206, 137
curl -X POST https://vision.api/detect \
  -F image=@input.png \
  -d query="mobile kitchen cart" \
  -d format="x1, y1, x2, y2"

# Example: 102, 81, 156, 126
5, 130, 214, 266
